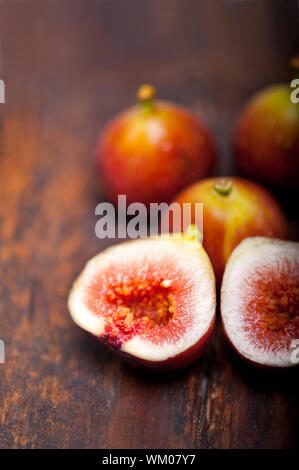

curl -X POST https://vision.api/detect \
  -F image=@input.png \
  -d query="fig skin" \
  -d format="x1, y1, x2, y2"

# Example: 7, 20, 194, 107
234, 84, 299, 188
96, 85, 216, 206
170, 177, 288, 285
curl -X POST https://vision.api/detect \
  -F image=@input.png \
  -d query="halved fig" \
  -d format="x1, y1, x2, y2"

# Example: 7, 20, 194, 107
221, 237, 299, 368
68, 235, 216, 370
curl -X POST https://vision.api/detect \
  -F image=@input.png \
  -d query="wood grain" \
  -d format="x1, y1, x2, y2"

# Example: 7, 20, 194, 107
0, 0, 298, 449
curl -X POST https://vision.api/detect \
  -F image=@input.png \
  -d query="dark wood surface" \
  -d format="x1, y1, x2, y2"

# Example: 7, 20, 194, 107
0, 0, 298, 449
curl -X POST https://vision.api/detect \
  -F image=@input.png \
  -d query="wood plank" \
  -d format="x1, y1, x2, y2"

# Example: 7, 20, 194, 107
0, 0, 298, 449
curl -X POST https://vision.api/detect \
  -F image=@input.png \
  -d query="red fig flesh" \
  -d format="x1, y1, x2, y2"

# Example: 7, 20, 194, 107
221, 237, 299, 368
68, 236, 216, 370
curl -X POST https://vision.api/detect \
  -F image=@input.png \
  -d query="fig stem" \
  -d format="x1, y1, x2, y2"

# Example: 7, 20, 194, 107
213, 179, 233, 196
184, 224, 203, 243
137, 84, 156, 112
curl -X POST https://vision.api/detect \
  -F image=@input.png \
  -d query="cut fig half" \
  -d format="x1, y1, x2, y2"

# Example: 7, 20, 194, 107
68, 235, 216, 370
221, 237, 299, 368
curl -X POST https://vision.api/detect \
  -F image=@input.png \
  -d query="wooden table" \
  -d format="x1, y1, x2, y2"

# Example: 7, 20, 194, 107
0, 0, 298, 449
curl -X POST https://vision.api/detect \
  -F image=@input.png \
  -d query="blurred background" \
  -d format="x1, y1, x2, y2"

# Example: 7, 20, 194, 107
0, 0, 298, 173
0, 0, 298, 450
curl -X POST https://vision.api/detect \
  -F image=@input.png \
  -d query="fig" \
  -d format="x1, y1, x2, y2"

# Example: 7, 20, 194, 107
221, 237, 299, 368
170, 177, 288, 285
96, 84, 216, 206
234, 62, 299, 188
68, 234, 216, 370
